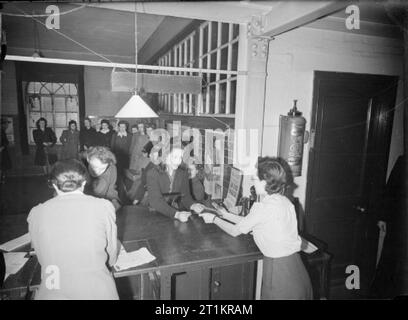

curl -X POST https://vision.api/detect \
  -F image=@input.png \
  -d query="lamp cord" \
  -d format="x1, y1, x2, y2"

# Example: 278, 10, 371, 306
134, 2, 138, 95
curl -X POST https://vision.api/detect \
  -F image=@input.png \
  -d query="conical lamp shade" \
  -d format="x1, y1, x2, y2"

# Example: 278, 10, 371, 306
115, 94, 158, 118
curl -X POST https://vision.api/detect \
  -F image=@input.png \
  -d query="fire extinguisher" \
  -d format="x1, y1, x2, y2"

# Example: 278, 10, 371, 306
278, 100, 307, 177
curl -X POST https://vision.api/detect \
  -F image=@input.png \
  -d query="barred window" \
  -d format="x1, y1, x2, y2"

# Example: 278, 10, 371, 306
157, 21, 239, 116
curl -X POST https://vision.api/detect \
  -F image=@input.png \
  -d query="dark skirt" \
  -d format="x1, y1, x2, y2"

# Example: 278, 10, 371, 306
262, 253, 313, 300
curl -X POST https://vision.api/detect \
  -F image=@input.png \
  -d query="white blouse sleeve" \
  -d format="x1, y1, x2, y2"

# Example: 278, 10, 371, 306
236, 203, 265, 234
104, 201, 118, 267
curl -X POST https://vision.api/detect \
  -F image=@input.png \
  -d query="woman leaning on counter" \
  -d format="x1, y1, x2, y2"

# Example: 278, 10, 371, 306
199, 157, 313, 300
27, 159, 119, 300
146, 145, 205, 222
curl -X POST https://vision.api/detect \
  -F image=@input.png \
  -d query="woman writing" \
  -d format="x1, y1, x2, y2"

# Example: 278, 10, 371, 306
60, 120, 80, 160
199, 157, 313, 299
86, 146, 121, 211
33, 118, 57, 175
146, 145, 205, 222
27, 159, 119, 299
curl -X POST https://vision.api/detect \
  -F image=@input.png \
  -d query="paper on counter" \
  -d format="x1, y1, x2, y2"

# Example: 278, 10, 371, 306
114, 246, 156, 271
4, 252, 29, 278
300, 237, 319, 254
0, 233, 31, 252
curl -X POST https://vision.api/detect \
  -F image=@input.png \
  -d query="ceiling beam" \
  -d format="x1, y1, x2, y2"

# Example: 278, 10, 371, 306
260, 1, 352, 38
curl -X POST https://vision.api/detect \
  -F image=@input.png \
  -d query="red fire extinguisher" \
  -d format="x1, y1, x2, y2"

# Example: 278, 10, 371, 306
278, 100, 307, 177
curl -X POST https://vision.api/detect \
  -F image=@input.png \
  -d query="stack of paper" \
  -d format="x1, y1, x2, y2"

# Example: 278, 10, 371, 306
0, 233, 31, 252
4, 252, 29, 281
114, 247, 156, 271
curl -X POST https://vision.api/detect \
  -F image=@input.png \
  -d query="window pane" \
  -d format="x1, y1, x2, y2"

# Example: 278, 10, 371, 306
219, 82, 226, 114
233, 24, 239, 39
55, 113, 66, 127
209, 85, 215, 114
231, 42, 238, 71
220, 47, 228, 70
210, 52, 217, 71
55, 128, 64, 141
66, 96, 78, 112
202, 26, 208, 54
42, 96, 52, 112
69, 84, 78, 95
211, 22, 218, 51
29, 112, 41, 128
54, 97, 66, 112
43, 112, 54, 127
202, 88, 207, 112
230, 80, 236, 114
221, 23, 229, 44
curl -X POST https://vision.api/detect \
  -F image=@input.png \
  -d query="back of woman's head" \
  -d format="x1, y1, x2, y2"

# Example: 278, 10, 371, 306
257, 157, 288, 195
50, 159, 88, 193
86, 146, 117, 165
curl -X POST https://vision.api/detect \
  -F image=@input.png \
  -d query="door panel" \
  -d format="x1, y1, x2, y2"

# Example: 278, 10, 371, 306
306, 71, 397, 295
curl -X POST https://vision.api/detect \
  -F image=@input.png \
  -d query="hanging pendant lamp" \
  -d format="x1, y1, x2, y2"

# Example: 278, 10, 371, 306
115, 4, 158, 119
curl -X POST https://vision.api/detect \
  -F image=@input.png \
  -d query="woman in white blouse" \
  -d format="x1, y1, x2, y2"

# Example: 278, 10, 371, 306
27, 159, 119, 300
199, 157, 313, 300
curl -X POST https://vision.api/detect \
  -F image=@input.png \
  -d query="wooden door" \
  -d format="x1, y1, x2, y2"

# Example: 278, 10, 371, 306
305, 71, 398, 296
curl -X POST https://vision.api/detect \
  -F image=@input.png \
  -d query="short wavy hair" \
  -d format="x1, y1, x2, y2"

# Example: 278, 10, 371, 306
117, 120, 129, 131
50, 159, 89, 193
36, 117, 47, 129
86, 146, 117, 165
257, 157, 288, 195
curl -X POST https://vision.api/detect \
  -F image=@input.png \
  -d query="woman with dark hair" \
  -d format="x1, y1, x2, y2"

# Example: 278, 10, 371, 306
129, 122, 149, 172
146, 145, 205, 222
0, 118, 12, 184
60, 120, 80, 160
86, 146, 121, 211
79, 117, 97, 151
33, 117, 57, 175
97, 119, 113, 148
110, 120, 132, 173
199, 157, 313, 300
27, 159, 119, 300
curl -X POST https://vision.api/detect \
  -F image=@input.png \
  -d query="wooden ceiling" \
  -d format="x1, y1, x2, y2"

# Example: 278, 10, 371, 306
2, 2, 168, 63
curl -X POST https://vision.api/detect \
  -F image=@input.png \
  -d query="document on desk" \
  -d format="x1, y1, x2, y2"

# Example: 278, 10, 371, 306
0, 233, 31, 252
114, 246, 156, 271
4, 252, 29, 281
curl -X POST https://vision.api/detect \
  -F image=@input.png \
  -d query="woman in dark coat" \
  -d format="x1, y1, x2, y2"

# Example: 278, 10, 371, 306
33, 117, 57, 175
96, 119, 113, 148
110, 120, 132, 173
60, 120, 80, 160
79, 117, 96, 151
86, 146, 121, 211
0, 118, 12, 184
146, 145, 205, 222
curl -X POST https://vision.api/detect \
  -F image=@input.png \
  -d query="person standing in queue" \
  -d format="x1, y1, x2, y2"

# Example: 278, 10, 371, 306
97, 119, 113, 148
86, 146, 121, 211
0, 118, 12, 184
27, 159, 119, 300
110, 120, 132, 174
33, 117, 57, 176
146, 144, 205, 222
199, 157, 313, 300
79, 117, 97, 152
60, 120, 80, 160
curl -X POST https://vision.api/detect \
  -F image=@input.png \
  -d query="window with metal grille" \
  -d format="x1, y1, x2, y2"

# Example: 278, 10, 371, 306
157, 21, 239, 116
26, 82, 79, 144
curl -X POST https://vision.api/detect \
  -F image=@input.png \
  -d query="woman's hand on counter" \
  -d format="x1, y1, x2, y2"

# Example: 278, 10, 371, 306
190, 203, 205, 214
199, 213, 216, 224
175, 211, 191, 222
